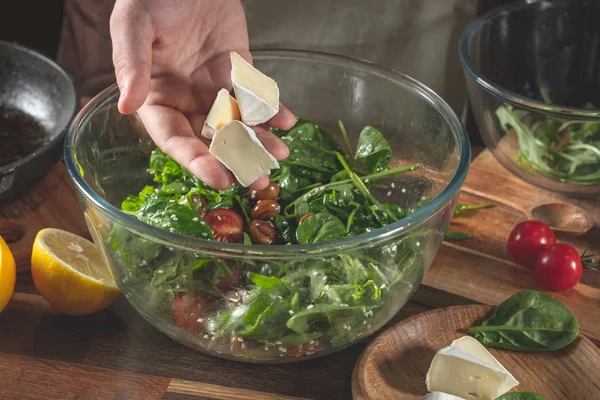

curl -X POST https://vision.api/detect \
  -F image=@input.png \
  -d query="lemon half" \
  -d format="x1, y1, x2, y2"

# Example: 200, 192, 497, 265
0, 235, 16, 313
31, 228, 120, 316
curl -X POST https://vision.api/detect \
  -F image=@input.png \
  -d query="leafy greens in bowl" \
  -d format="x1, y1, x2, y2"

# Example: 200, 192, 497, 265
65, 50, 469, 363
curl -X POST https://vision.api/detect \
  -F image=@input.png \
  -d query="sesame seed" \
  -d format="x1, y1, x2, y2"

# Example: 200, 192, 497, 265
364, 179, 369, 183
264, 347, 269, 351
237, 337, 244, 342
203, 334, 209, 339
386, 191, 392, 197
416, 242, 421, 247
169, 228, 175, 233
169, 199, 175, 203
192, 217, 199, 222
217, 215, 222, 221
197, 318, 203, 323
391, 183, 395, 188
279, 346, 287, 352
202, 232, 208, 237
289, 310, 294, 315
401, 188, 407, 193
157, 270, 164, 274
307, 305, 314, 309
310, 340, 315, 344
380, 284, 386, 289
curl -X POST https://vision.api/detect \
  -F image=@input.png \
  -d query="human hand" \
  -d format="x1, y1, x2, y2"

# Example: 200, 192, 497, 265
110, 0, 295, 190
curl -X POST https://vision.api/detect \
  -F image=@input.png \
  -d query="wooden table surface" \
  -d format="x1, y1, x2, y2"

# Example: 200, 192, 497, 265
1, 143, 599, 400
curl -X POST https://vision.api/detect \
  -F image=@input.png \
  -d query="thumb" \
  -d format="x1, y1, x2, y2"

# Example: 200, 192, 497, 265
110, 0, 153, 115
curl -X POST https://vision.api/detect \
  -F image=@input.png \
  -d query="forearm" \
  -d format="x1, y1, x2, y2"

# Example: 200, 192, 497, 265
57, 0, 116, 97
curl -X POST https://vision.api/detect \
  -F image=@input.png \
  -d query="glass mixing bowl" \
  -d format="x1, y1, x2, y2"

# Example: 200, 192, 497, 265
460, 0, 600, 197
64, 50, 470, 363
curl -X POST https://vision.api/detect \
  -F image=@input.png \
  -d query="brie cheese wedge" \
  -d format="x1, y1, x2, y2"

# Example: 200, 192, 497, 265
201, 88, 241, 139
426, 336, 519, 400
209, 120, 279, 187
230, 51, 279, 126
423, 392, 466, 400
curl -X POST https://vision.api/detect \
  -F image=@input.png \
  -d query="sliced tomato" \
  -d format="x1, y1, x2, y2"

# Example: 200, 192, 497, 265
204, 208, 244, 243
172, 293, 210, 332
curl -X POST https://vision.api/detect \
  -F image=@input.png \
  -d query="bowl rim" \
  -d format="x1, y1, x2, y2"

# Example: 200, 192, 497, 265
0, 40, 79, 174
64, 49, 470, 257
459, 0, 600, 120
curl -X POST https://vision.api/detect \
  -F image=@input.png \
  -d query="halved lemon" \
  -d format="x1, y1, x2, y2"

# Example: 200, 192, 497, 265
0, 235, 16, 313
31, 228, 120, 316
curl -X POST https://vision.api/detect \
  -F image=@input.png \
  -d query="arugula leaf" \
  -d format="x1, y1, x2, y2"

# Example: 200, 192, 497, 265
295, 212, 346, 244
355, 126, 392, 173
469, 290, 579, 352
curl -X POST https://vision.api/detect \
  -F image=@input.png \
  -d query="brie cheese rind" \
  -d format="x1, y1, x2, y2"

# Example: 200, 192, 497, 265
209, 120, 279, 187
230, 51, 279, 126
423, 392, 466, 400
201, 88, 241, 139
425, 336, 519, 400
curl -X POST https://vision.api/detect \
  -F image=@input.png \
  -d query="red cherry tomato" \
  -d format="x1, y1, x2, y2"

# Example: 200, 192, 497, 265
204, 208, 244, 243
507, 220, 556, 269
535, 243, 583, 291
172, 293, 210, 332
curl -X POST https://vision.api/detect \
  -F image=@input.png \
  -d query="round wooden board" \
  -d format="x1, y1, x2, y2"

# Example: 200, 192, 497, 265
352, 305, 600, 400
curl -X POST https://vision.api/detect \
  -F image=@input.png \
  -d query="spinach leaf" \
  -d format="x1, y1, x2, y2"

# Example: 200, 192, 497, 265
469, 290, 579, 352
355, 126, 392, 173
295, 212, 346, 244
495, 393, 547, 400
274, 215, 294, 244
136, 197, 214, 239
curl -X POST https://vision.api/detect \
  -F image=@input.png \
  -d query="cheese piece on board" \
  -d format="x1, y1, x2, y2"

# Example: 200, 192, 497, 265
451, 336, 519, 384
230, 51, 279, 126
425, 341, 519, 400
209, 120, 279, 187
201, 89, 241, 139
423, 392, 466, 400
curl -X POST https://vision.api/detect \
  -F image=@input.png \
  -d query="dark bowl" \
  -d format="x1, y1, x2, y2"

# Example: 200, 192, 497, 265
0, 41, 78, 202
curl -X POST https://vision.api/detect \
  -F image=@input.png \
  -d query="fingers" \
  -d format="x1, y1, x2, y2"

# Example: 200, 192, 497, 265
110, 0, 154, 115
137, 105, 234, 190
268, 104, 296, 130
253, 126, 290, 160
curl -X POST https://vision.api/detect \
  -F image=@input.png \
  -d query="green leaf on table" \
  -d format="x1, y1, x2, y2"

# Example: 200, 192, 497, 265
468, 290, 579, 352
355, 126, 392, 173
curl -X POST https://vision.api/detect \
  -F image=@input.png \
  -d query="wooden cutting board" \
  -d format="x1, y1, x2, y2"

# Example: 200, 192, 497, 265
352, 305, 600, 400
0, 162, 89, 273
417, 149, 600, 347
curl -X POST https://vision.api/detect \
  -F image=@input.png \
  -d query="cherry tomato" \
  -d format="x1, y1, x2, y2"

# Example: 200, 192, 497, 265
172, 293, 210, 332
535, 243, 583, 291
507, 220, 556, 269
215, 265, 241, 293
204, 208, 244, 243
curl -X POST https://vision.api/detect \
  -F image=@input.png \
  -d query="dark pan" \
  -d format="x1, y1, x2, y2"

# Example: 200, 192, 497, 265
0, 40, 78, 202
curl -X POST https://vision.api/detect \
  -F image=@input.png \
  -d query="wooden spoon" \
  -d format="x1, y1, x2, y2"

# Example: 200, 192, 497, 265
530, 202, 593, 238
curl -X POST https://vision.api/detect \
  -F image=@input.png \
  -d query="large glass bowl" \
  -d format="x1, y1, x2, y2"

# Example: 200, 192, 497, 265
64, 50, 470, 363
460, 0, 600, 197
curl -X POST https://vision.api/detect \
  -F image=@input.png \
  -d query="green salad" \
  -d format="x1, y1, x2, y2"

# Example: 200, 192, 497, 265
496, 91, 600, 185
108, 118, 446, 359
